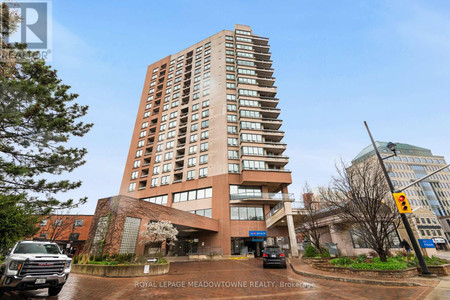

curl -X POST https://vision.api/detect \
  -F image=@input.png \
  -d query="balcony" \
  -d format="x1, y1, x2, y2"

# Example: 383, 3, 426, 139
252, 35, 269, 46
253, 44, 270, 53
259, 107, 280, 119
229, 192, 295, 205
256, 76, 275, 87
261, 118, 282, 130
256, 68, 274, 77
254, 51, 271, 61
254, 59, 273, 69
262, 129, 284, 142
259, 97, 279, 108
263, 142, 287, 154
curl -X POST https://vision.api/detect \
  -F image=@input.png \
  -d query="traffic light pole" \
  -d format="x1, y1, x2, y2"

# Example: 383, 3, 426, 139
364, 121, 431, 275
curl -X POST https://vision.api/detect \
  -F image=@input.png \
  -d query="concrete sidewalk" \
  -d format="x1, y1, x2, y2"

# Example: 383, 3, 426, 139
289, 258, 440, 288
425, 276, 450, 300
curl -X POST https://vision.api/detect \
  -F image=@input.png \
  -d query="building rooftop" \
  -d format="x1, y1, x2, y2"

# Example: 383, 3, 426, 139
352, 141, 434, 163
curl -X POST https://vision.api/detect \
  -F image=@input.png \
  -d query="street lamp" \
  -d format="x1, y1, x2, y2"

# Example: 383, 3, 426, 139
364, 122, 432, 275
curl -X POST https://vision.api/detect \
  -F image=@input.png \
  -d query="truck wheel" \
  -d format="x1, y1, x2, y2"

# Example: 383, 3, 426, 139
48, 286, 63, 296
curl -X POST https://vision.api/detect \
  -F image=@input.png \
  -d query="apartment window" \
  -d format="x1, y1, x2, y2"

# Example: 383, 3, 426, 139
202, 100, 210, 108
200, 142, 209, 152
164, 152, 173, 160
237, 52, 254, 58
204, 64, 210, 71
226, 94, 236, 101
199, 154, 208, 164
202, 110, 209, 118
227, 104, 237, 111
175, 76, 182, 83
203, 89, 210, 96
143, 111, 150, 118
173, 92, 180, 99
230, 207, 264, 221
168, 73, 174, 78
191, 123, 198, 132
204, 56, 211, 63
237, 68, 256, 75
199, 167, 208, 178
205, 43, 211, 49
163, 163, 172, 173
169, 111, 178, 119
128, 182, 136, 192
164, 95, 170, 102
166, 80, 172, 86
237, 59, 255, 66
167, 130, 175, 139
193, 92, 200, 100
227, 115, 237, 123
131, 171, 138, 180
226, 74, 236, 80
145, 103, 152, 110
165, 87, 172, 94
155, 154, 162, 163
153, 166, 160, 175
243, 160, 265, 170
188, 157, 196, 167
135, 150, 143, 158
137, 140, 145, 147
227, 126, 237, 134
153, 67, 159, 73
187, 170, 196, 180
193, 84, 200, 91
236, 44, 253, 51
238, 77, 257, 85
158, 133, 164, 142
240, 99, 259, 107
201, 120, 209, 129
242, 146, 264, 156
166, 141, 174, 149
74, 220, 84, 227
190, 134, 198, 143
163, 104, 169, 111
240, 110, 260, 118
160, 124, 166, 131
200, 131, 209, 140
150, 178, 158, 187
194, 75, 201, 82
156, 144, 163, 152
195, 68, 201, 74
171, 100, 179, 108
236, 36, 252, 42
161, 175, 170, 185
139, 131, 146, 138
189, 145, 197, 154
228, 138, 238, 146
225, 35, 233, 41
226, 57, 234, 63
241, 133, 263, 142
133, 160, 141, 168
174, 84, 181, 91
225, 50, 234, 56
239, 89, 258, 97
228, 150, 239, 159
173, 187, 212, 203
236, 29, 251, 35
141, 122, 148, 129
226, 83, 236, 89
151, 74, 157, 80
225, 42, 234, 48
204, 72, 210, 79
192, 103, 199, 111
228, 163, 240, 173
169, 121, 177, 128
192, 113, 199, 121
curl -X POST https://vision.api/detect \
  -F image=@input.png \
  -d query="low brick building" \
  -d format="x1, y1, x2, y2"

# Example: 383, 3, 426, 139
33, 214, 94, 255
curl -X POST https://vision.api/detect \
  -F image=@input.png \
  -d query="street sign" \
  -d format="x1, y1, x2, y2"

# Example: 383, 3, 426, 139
147, 257, 158, 263
418, 239, 435, 248
143, 265, 150, 274
249, 231, 267, 237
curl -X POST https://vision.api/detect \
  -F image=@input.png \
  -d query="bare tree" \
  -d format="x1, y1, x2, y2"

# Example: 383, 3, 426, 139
297, 182, 326, 253
320, 159, 401, 262
40, 210, 75, 243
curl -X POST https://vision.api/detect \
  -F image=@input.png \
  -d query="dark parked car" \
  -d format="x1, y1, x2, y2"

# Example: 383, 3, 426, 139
262, 245, 286, 268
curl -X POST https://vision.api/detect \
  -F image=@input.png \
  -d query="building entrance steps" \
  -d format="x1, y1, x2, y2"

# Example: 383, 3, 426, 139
288, 258, 441, 288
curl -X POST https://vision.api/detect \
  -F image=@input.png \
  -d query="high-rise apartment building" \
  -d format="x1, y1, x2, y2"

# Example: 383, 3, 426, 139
353, 142, 450, 216
87, 25, 298, 257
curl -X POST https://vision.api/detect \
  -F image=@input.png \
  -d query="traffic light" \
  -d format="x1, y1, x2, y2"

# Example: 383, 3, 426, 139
393, 192, 412, 213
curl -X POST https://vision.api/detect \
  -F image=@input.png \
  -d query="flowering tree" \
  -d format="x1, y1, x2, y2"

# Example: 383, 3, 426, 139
139, 221, 178, 255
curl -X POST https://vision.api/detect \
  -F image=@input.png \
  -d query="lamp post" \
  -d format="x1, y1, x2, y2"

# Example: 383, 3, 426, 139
363, 121, 431, 275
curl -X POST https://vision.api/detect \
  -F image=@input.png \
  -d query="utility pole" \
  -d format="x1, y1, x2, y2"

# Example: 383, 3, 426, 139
364, 121, 431, 275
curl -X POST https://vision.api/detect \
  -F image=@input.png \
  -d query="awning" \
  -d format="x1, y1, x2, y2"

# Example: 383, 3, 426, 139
432, 238, 447, 244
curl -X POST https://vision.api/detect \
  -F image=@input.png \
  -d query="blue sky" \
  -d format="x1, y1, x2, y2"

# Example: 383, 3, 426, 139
49, 0, 450, 213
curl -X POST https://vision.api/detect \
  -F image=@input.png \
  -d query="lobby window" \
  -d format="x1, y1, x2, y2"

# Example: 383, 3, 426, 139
142, 194, 168, 205
230, 207, 264, 221
191, 208, 211, 218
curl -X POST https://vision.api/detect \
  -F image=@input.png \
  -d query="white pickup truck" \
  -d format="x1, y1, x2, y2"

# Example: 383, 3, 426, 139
0, 241, 72, 296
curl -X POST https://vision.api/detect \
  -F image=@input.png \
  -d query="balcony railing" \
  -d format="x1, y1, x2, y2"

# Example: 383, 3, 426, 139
230, 192, 294, 201
266, 201, 284, 219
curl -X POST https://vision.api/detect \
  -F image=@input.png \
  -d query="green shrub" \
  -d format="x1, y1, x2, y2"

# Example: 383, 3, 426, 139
88, 261, 118, 265
73, 255, 80, 265
356, 254, 367, 263
330, 257, 353, 267
319, 249, 331, 258
303, 245, 318, 258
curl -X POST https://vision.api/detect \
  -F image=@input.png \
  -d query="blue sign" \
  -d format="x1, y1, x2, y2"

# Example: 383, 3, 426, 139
252, 238, 264, 242
419, 239, 436, 248
249, 231, 267, 237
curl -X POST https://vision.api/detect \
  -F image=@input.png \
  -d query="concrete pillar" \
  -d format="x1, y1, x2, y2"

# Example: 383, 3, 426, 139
286, 213, 299, 257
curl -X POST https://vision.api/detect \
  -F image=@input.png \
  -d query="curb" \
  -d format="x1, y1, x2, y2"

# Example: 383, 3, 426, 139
288, 261, 421, 287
